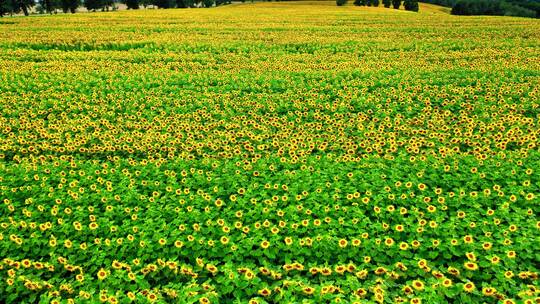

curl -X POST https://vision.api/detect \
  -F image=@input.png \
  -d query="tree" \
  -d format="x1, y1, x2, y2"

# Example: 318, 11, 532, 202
336, 0, 346, 5
60, 0, 80, 12
372, 0, 379, 6
392, 0, 400, 8
404, 0, 418, 11
102, 0, 114, 10
125, 0, 139, 9
353, 0, 366, 5
153, 0, 174, 7
0, 0, 13, 16
84, 0, 103, 11
40, 0, 60, 13
13, 0, 35, 15
140, 0, 151, 7
451, 0, 535, 17
383, 0, 391, 7
176, 0, 192, 8
202, 0, 212, 7
366, 0, 372, 6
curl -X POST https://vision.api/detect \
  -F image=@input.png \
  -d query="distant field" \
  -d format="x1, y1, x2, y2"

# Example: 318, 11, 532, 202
0, 2, 539, 303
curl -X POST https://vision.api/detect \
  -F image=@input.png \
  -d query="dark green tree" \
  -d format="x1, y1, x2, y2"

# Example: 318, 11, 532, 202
202, 0, 212, 7
372, 0, 379, 6
102, 0, 113, 10
383, 0, 391, 7
83, 0, 103, 11
40, 0, 60, 13
176, 0, 192, 7
125, 0, 139, 8
153, 0, 174, 8
336, 0, 347, 5
404, 0, 418, 11
366, 0, 372, 6
0, 0, 14, 16
14, 0, 34, 15
60, 0, 80, 12
392, 0, 400, 8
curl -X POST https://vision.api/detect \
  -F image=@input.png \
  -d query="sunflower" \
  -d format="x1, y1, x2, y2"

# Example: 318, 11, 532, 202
464, 262, 478, 271
198, 297, 209, 304
463, 282, 475, 293
482, 287, 496, 296
356, 288, 367, 297
284, 237, 293, 246
402, 285, 413, 294
412, 280, 424, 291
466, 252, 477, 261
442, 279, 453, 288
356, 269, 368, 279
97, 268, 108, 280
258, 288, 271, 297
504, 271, 514, 279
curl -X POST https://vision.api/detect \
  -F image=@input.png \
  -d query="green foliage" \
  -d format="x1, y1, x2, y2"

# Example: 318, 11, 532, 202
404, 0, 418, 11
501, 1, 536, 17
423, 0, 539, 18
153, 0, 174, 8
383, 0, 391, 8
452, 0, 536, 17
140, 0, 152, 7
392, 0, 401, 8
202, 0, 213, 7
39, 0, 60, 13
354, 0, 366, 5
0, 0, 13, 16
176, 0, 193, 8
125, 0, 139, 9
336, 0, 347, 6
83, 0, 103, 11
60, 0, 80, 13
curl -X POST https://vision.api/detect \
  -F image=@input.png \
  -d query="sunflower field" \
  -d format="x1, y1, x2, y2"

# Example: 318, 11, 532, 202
0, 2, 539, 303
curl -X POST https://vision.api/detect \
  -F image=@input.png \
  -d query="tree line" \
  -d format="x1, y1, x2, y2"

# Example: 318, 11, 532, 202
337, 0, 419, 11
421, 0, 539, 17
0, 0, 235, 16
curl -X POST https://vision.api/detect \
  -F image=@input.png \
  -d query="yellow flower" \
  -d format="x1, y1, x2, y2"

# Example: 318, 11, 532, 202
412, 280, 424, 291
463, 282, 475, 293
258, 288, 271, 297
97, 268, 108, 280
464, 262, 478, 271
